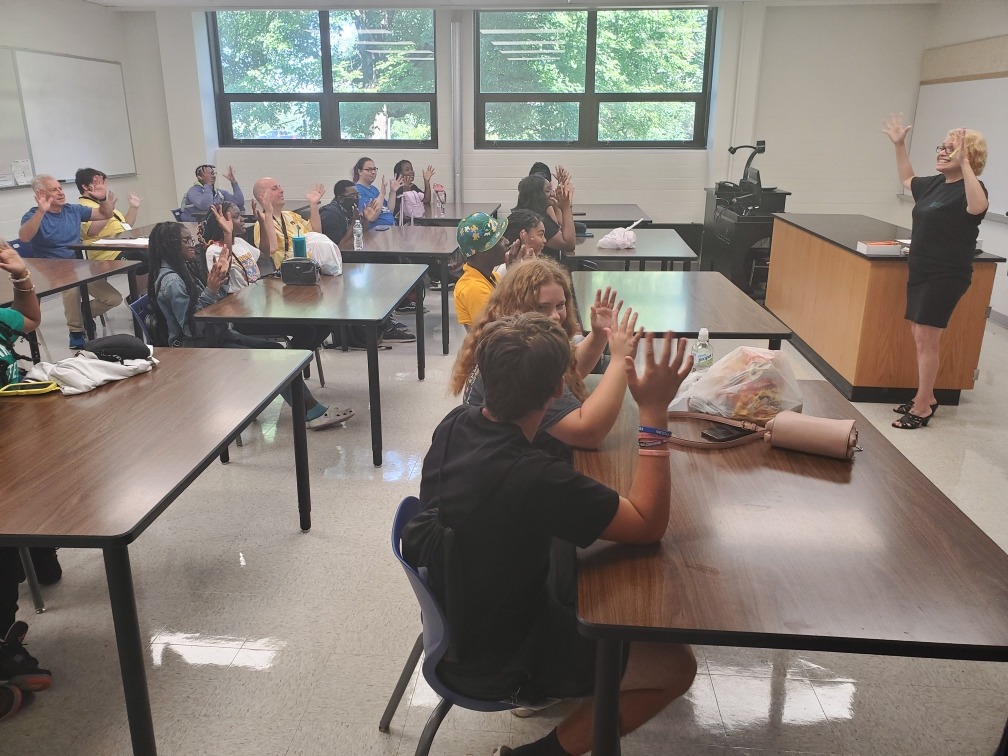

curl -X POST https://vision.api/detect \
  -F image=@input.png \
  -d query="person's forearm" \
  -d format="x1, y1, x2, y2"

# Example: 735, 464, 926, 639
576, 330, 607, 378
309, 204, 322, 233
86, 219, 110, 237
893, 143, 914, 187
13, 287, 41, 329
554, 361, 628, 448
556, 205, 576, 252
19, 209, 45, 241
625, 406, 672, 542
229, 184, 245, 210
188, 186, 213, 213
124, 206, 139, 227
961, 163, 989, 215
423, 179, 432, 206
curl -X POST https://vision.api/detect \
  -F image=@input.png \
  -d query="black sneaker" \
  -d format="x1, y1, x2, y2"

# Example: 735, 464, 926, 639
0, 684, 21, 721
382, 321, 417, 343
0, 622, 53, 693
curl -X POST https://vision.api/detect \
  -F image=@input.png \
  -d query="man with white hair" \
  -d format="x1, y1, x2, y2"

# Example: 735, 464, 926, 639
19, 174, 122, 349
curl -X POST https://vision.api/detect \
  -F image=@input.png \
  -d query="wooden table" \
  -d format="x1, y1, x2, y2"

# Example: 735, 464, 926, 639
0, 348, 313, 755
565, 227, 697, 271
342, 225, 459, 354
575, 379, 1008, 754
766, 213, 1005, 404
194, 263, 427, 466
571, 203, 651, 227
0, 258, 141, 351
571, 271, 792, 348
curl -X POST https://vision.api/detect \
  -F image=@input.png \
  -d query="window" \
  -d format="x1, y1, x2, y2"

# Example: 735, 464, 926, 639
475, 9, 715, 149
211, 10, 436, 147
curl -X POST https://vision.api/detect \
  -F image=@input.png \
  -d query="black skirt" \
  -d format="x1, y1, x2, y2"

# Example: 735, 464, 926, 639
905, 274, 971, 328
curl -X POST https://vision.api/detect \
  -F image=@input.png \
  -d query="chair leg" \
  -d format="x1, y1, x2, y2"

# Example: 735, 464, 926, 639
18, 548, 46, 614
415, 697, 452, 756
379, 633, 424, 733
314, 349, 325, 388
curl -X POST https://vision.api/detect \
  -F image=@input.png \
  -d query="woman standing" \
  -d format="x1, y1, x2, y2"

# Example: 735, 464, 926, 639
882, 114, 989, 429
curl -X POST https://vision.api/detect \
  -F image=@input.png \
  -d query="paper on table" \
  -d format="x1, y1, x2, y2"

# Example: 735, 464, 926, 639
90, 237, 149, 247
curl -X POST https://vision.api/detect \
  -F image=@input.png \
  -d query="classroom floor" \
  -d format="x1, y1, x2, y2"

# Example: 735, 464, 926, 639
4, 271, 1008, 755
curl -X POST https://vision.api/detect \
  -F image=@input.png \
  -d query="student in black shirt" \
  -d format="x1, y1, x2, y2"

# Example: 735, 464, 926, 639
318, 180, 382, 247
404, 312, 697, 756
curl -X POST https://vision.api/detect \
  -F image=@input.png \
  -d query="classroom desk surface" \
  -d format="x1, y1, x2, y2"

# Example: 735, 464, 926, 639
194, 263, 427, 466
571, 203, 652, 227
407, 202, 501, 225
343, 225, 458, 355
565, 227, 697, 271
571, 270, 791, 347
575, 379, 1008, 755
0, 348, 313, 755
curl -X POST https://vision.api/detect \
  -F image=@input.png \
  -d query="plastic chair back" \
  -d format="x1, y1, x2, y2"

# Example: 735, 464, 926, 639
391, 496, 514, 713
171, 208, 183, 222
8, 238, 35, 258
128, 294, 154, 344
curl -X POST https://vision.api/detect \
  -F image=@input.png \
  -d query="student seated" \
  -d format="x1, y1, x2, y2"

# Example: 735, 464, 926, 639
451, 257, 638, 459
76, 167, 149, 281
352, 157, 396, 230
503, 208, 548, 257
179, 164, 245, 223
319, 180, 381, 247
147, 221, 352, 429
514, 174, 576, 259
251, 177, 341, 275
391, 160, 434, 221
403, 313, 697, 756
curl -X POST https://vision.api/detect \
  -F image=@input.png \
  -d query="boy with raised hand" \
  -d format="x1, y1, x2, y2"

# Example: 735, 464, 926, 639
403, 312, 697, 756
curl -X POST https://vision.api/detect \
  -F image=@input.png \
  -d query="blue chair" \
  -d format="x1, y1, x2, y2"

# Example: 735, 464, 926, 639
8, 238, 34, 257
380, 496, 523, 755
171, 208, 183, 222
127, 294, 154, 345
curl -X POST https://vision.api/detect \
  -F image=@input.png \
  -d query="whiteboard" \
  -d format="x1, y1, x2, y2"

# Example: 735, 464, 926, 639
909, 77, 1008, 217
15, 50, 136, 182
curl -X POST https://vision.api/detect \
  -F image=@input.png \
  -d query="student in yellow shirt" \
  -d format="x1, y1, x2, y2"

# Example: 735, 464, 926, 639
76, 168, 149, 281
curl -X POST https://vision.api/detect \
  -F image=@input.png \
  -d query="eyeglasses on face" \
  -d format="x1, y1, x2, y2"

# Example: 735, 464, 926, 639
181, 236, 196, 247
936, 144, 957, 154
361, 166, 378, 172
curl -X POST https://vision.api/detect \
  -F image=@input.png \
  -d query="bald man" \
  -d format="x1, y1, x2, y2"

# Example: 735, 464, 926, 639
251, 177, 324, 269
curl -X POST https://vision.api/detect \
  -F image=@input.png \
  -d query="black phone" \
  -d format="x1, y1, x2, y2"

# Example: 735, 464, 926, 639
701, 425, 755, 442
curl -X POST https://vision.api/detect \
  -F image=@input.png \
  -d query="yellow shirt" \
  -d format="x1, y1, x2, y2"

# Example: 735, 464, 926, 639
453, 263, 500, 327
79, 197, 128, 260
253, 210, 313, 268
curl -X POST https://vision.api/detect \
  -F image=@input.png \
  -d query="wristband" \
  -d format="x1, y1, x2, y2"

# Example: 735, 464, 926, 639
638, 449, 671, 458
638, 439, 668, 448
639, 425, 671, 438
9, 271, 31, 284
13, 284, 35, 293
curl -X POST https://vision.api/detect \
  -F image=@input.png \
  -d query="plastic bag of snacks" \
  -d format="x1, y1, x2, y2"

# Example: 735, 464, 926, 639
669, 346, 802, 424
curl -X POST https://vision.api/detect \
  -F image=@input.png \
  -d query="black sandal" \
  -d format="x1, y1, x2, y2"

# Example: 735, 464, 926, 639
893, 401, 938, 415
892, 411, 932, 430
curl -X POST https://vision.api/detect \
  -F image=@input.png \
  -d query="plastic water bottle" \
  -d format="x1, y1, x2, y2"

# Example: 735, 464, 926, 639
352, 219, 364, 251
691, 328, 714, 372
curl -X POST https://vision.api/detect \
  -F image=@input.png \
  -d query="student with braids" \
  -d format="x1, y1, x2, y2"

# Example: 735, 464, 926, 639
450, 257, 640, 461
147, 221, 351, 430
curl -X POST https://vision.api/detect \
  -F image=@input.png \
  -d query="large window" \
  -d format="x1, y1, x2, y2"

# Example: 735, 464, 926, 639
211, 10, 436, 146
476, 9, 715, 148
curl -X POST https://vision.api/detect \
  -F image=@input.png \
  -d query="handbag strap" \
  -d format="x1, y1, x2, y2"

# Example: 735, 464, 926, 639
665, 411, 766, 450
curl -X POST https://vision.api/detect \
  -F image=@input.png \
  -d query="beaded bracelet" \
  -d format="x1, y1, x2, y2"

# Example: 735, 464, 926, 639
9, 270, 31, 284
638, 449, 671, 457
639, 425, 671, 438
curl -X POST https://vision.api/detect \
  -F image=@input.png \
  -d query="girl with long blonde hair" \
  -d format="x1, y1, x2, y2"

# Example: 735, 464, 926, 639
450, 257, 640, 457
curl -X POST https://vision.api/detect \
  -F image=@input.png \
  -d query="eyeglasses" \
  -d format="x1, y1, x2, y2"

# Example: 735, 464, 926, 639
181, 236, 196, 247
936, 144, 957, 154
361, 166, 378, 172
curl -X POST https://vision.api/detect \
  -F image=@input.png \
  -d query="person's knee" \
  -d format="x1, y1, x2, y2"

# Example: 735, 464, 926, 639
624, 642, 697, 695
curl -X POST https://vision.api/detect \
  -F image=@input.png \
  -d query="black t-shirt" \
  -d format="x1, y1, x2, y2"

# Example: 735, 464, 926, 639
909, 174, 987, 281
318, 199, 350, 244
542, 213, 562, 259
402, 405, 618, 673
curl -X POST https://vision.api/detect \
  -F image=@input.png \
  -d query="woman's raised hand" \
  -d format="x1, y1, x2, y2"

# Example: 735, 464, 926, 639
209, 203, 232, 235
882, 113, 912, 145
207, 247, 230, 291
606, 304, 643, 363
589, 286, 620, 334
422, 165, 435, 182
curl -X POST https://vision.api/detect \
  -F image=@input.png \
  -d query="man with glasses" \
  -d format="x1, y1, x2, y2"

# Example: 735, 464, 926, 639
179, 164, 245, 222
19, 174, 123, 349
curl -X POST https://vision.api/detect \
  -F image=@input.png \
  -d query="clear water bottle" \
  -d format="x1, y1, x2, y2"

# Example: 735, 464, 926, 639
691, 327, 714, 372
352, 219, 364, 251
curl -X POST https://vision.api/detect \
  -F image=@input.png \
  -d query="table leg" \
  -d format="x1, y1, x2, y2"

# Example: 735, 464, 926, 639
592, 639, 623, 756
638, 261, 646, 272
769, 338, 782, 350
290, 374, 311, 531
624, 261, 631, 272
683, 260, 692, 271
18, 547, 46, 613
80, 284, 96, 340
367, 323, 383, 467
127, 271, 142, 339
103, 545, 157, 756
440, 259, 449, 355
414, 278, 426, 381
661, 261, 669, 272
26, 332, 41, 363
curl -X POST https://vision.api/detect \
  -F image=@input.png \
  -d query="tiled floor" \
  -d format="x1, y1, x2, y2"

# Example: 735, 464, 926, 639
5, 271, 1008, 755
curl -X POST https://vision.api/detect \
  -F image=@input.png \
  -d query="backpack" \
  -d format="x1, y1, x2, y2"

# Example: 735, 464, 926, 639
0, 318, 27, 387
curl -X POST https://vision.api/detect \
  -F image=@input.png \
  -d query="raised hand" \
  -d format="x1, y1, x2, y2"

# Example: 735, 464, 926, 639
503, 237, 536, 268
390, 175, 404, 195
625, 332, 692, 411
363, 197, 382, 223
207, 247, 230, 291
422, 165, 435, 182
882, 113, 912, 145
554, 164, 571, 186
128, 192, 142, 208
0, 242, 28, 278
259, 194, 275, 218
224, 165, 237, 184
606, 304, 642, 362
380, 176, 389, 197
251, 199, 266, 224
555, 181, 573, 209
948, 127, 969, 167
589, 286, 621, 335
305, 183, 325, 206
209, 203, 233, 236
34, 188, 53, 213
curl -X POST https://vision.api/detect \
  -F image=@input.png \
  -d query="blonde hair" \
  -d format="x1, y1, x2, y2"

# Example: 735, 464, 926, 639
947, 129, 988, 175
449, 257, 586, 399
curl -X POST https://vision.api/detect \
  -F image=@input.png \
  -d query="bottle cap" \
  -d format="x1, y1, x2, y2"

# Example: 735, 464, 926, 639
698, 328, 709, 341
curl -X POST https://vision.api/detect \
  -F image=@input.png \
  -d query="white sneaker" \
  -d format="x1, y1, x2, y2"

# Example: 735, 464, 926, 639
306, 407, 354, 430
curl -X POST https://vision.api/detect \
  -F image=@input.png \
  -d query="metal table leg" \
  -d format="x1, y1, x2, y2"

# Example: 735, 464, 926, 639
18, 548, 45, 613
440, 259, 450, 354
415, 277, 426, 381
367, 323, 383, 466
289, 375, 311, 531
592, 639, 623, 756
79, 284, 96, 340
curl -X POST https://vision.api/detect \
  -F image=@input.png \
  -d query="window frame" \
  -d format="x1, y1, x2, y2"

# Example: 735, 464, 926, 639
208, 11, 438, 148
474, 8, 716, 150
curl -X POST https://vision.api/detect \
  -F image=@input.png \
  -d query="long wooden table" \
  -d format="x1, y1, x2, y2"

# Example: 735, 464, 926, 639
0, 348, 313, 755
0, 258, 141, 351
575, 379, 1008, 755
194, 263, 427, 466
342, 225, 458, 354
571, 270, 791, 348
565, 227, 697, 271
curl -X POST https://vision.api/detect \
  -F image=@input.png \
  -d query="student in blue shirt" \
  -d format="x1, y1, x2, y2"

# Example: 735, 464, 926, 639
352, 157, 397, 229
18, 174, 123, 348
179, 164, 245, 222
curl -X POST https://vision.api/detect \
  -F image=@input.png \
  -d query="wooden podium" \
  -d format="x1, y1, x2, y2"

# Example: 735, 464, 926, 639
765, 213, 1004, 404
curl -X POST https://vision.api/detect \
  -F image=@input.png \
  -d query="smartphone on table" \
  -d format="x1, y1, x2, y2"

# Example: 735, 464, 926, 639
700, 425, 755, 442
